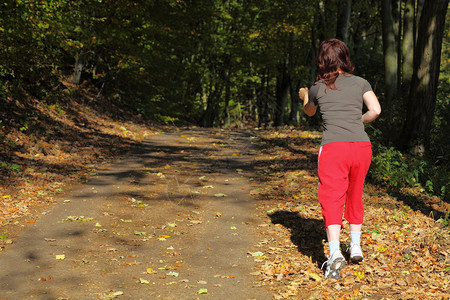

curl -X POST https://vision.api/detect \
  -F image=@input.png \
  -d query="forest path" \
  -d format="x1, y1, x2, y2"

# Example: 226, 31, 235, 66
0, 128, 271, 299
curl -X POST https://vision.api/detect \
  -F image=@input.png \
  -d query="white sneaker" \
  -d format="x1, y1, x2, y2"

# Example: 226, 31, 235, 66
349, 243, 363, 263
322, 250, 346, 279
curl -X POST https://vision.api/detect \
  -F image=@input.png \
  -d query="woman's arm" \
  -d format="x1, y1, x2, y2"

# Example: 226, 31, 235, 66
299, 87, 317, 116
362, 91, 381, 124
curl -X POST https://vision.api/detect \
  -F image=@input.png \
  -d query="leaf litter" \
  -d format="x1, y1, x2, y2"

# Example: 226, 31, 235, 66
250, 127, 449, 299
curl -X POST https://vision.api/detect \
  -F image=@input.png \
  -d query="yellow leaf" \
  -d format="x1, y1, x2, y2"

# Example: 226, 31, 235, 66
353, 271, 365, 279
309, 273, 321, 281
55, 254, 65, 260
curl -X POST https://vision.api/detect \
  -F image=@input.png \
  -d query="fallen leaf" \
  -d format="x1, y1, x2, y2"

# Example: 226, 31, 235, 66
214, 193, 227, 197
249, 251, 265, 257
103, 291, 124, 299
55, 254, 65, 260
197, 288, 208, 294
139, 278, 150, 284
309, 273, 321, 282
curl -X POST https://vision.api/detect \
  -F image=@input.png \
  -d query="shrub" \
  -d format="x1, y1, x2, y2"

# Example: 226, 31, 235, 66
368, 143, 449, 200
368, 144, 421, 188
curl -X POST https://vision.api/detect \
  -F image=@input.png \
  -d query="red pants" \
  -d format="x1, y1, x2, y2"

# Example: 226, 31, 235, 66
317, 142, 372, 228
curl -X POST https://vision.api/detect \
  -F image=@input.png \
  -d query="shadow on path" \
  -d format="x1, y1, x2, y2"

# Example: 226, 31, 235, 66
268, 210, 326, 269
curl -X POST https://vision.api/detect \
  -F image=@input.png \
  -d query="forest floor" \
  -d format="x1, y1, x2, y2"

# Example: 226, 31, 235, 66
0, 83, 449, 299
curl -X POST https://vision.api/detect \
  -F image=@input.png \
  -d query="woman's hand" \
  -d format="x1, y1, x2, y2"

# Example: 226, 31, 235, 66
298, 87, 308, 101
299, 87, 317, 117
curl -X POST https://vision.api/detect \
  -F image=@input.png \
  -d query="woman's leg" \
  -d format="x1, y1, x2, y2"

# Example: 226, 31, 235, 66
345, 142, 372, 262
349, 223, 362, 247
326, 224, 342, 254
344, 142, 372, 226
318, 143, 350, 229
317, 143, 353, 278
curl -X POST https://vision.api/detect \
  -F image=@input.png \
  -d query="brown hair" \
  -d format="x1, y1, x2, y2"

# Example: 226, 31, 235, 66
316, 38, 354, 89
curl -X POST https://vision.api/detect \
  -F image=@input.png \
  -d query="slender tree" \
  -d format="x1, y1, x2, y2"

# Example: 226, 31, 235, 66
336, 0, 352, 43
401, 0, 416, 96
381, 0, 400, 108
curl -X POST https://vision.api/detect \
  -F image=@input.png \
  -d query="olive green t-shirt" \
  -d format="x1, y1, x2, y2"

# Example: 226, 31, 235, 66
308, 74, 372, 146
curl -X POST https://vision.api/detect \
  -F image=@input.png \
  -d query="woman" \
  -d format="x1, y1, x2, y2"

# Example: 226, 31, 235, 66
299, 38, 381, 279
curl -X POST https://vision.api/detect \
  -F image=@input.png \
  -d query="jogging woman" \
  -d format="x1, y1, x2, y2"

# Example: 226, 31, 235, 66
299, 38, 381, 279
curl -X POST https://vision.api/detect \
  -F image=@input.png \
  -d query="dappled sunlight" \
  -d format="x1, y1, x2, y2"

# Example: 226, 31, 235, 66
250, 127, 450, 299
0, 83, 156, 226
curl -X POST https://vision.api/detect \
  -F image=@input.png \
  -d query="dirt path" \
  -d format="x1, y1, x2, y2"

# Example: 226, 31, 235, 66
0, 128, 271, 299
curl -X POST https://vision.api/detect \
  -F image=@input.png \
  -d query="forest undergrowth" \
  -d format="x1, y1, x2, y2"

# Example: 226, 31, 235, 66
250, 128, 449, 299
0, 81, 156, 231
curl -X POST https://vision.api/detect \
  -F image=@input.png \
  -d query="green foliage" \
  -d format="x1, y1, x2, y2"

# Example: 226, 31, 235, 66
369, 144, 421, 188
0, 162, 21, 173
368, 142, 449, 200
437, 213, 450, 226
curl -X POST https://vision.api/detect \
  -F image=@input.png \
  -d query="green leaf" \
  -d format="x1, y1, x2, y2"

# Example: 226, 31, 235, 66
197, 288, 208, 294
167, 271, 179, 277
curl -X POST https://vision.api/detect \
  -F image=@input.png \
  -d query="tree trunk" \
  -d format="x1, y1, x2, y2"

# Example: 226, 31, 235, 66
200, 84, 222, 127
381, 0, 399, 108
224, 78, 231, 128
288, 79, 301, 125
274, 63, 290, 127
401, 0, 415, 96
398, 0, 449, 153
336, 0, 352, 43
71, 50, 85, 85
257, 70, 269, 128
